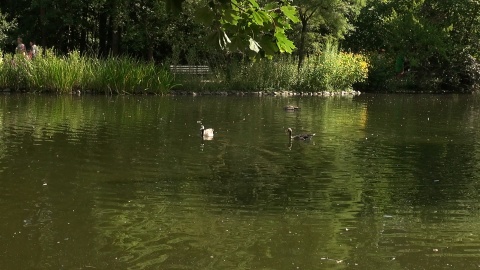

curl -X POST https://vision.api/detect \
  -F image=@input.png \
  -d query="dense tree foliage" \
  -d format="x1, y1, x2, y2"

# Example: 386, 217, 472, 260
292, 0, 365, 69
0, 10, 16, 48
0, 0, 300, 60
345, 0, 480, 91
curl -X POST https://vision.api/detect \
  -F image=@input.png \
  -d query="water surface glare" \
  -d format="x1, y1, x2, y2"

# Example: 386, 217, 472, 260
1, 94, 480, 269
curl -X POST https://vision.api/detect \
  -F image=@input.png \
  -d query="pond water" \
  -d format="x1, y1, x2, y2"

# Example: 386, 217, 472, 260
1, 93, 480, 269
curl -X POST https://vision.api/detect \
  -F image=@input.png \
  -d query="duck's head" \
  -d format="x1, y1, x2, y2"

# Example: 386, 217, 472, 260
287, 128, 293, 136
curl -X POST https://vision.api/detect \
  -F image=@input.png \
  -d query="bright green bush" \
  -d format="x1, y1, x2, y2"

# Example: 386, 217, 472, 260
296, 42, 369, 92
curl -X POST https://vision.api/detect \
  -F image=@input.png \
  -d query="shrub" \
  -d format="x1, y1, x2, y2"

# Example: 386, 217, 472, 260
296, 42, 369, 92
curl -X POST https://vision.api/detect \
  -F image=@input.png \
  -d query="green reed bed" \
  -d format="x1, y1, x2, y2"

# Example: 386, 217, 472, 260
224, 57, 298, 91
0, 50, 175, 94
0, 43, 368, 94
86, 57, 176, 95
173, 42, 369, 93
27, 50, 87, 93
0, 55, 30, 91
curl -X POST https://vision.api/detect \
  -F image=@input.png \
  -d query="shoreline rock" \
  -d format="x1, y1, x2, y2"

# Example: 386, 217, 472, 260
164, 90, 363, 97
0, 88, 363, 97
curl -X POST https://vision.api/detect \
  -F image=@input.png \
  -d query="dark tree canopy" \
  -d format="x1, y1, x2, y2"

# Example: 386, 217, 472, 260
0, 0, 300, 60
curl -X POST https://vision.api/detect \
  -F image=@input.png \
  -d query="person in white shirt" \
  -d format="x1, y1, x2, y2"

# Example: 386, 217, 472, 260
15, 37, 26, 55
29, 41, 38, 59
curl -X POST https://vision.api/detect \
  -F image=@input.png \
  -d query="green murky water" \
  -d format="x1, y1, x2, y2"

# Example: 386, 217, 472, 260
1, 94, 480, 269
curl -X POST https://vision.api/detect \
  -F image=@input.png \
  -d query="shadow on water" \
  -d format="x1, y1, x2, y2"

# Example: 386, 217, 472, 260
1, 94, 480, 269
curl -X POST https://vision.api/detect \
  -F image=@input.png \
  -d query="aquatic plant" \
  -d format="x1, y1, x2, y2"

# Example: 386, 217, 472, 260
27, 49, 86, 93
172, 42, 369, 93
85, 56, 176, 95
224, 57, 298, 91
0, 44, 368, 94
0, 54, 31, 91
0, 49, 176, 94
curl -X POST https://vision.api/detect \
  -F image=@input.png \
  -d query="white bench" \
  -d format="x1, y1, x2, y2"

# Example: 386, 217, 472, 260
169, 65, 211, 75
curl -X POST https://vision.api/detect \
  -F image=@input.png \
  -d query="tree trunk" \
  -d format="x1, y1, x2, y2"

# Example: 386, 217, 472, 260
98, 10, 108, 57
146, 25, 154, 61
40, 3, 46, 49
110, 23, 119, 56
297, 16, 308, 71
147, 41, 154, 62
80, 7, 87, 54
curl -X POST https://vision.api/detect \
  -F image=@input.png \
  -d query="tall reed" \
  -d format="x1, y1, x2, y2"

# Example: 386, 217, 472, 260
0, 54, 31, 91
0, 43, 368, 94
225, 57, 298, 91
0, 49, 176, 94
85, 57, 176, 95
172, 43, 369, 93
27, 49, 87, 92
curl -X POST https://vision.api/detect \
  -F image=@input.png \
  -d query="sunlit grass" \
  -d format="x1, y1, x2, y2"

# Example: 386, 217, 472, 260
224, 57, 298, 91
173, 42, 369, 93
0, 44, 368, 94
0, 49, 176, 94
296, 42, 370, 92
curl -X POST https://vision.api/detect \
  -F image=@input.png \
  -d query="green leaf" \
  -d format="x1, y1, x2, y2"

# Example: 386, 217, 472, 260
223, 9, 241, 25
258, 10, 272, 24
229, 36, 248, 51
251, 11, 264, 25
231, 0, 240, 11
259, 35, 279, 56
249, 0, 260, 9
277, 38, 295, 53
274, 28, 296, 53
247, 49, 259, 59
207, 31, 231, 50
206, 31, 221, 47
265, 3, 276, 10
280, 6, 300, 23
194, 6, 215, 25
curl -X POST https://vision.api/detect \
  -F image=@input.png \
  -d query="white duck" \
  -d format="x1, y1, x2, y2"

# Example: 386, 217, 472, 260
200, 125, 214, 138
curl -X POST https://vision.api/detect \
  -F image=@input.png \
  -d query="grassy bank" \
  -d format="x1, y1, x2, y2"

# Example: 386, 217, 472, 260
0, 49, 176, 94
0, 45, 368, 94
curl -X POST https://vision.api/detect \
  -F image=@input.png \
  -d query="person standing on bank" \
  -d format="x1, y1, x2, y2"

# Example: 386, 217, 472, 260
15, 37, 26, 56
29, 40, 38, 59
